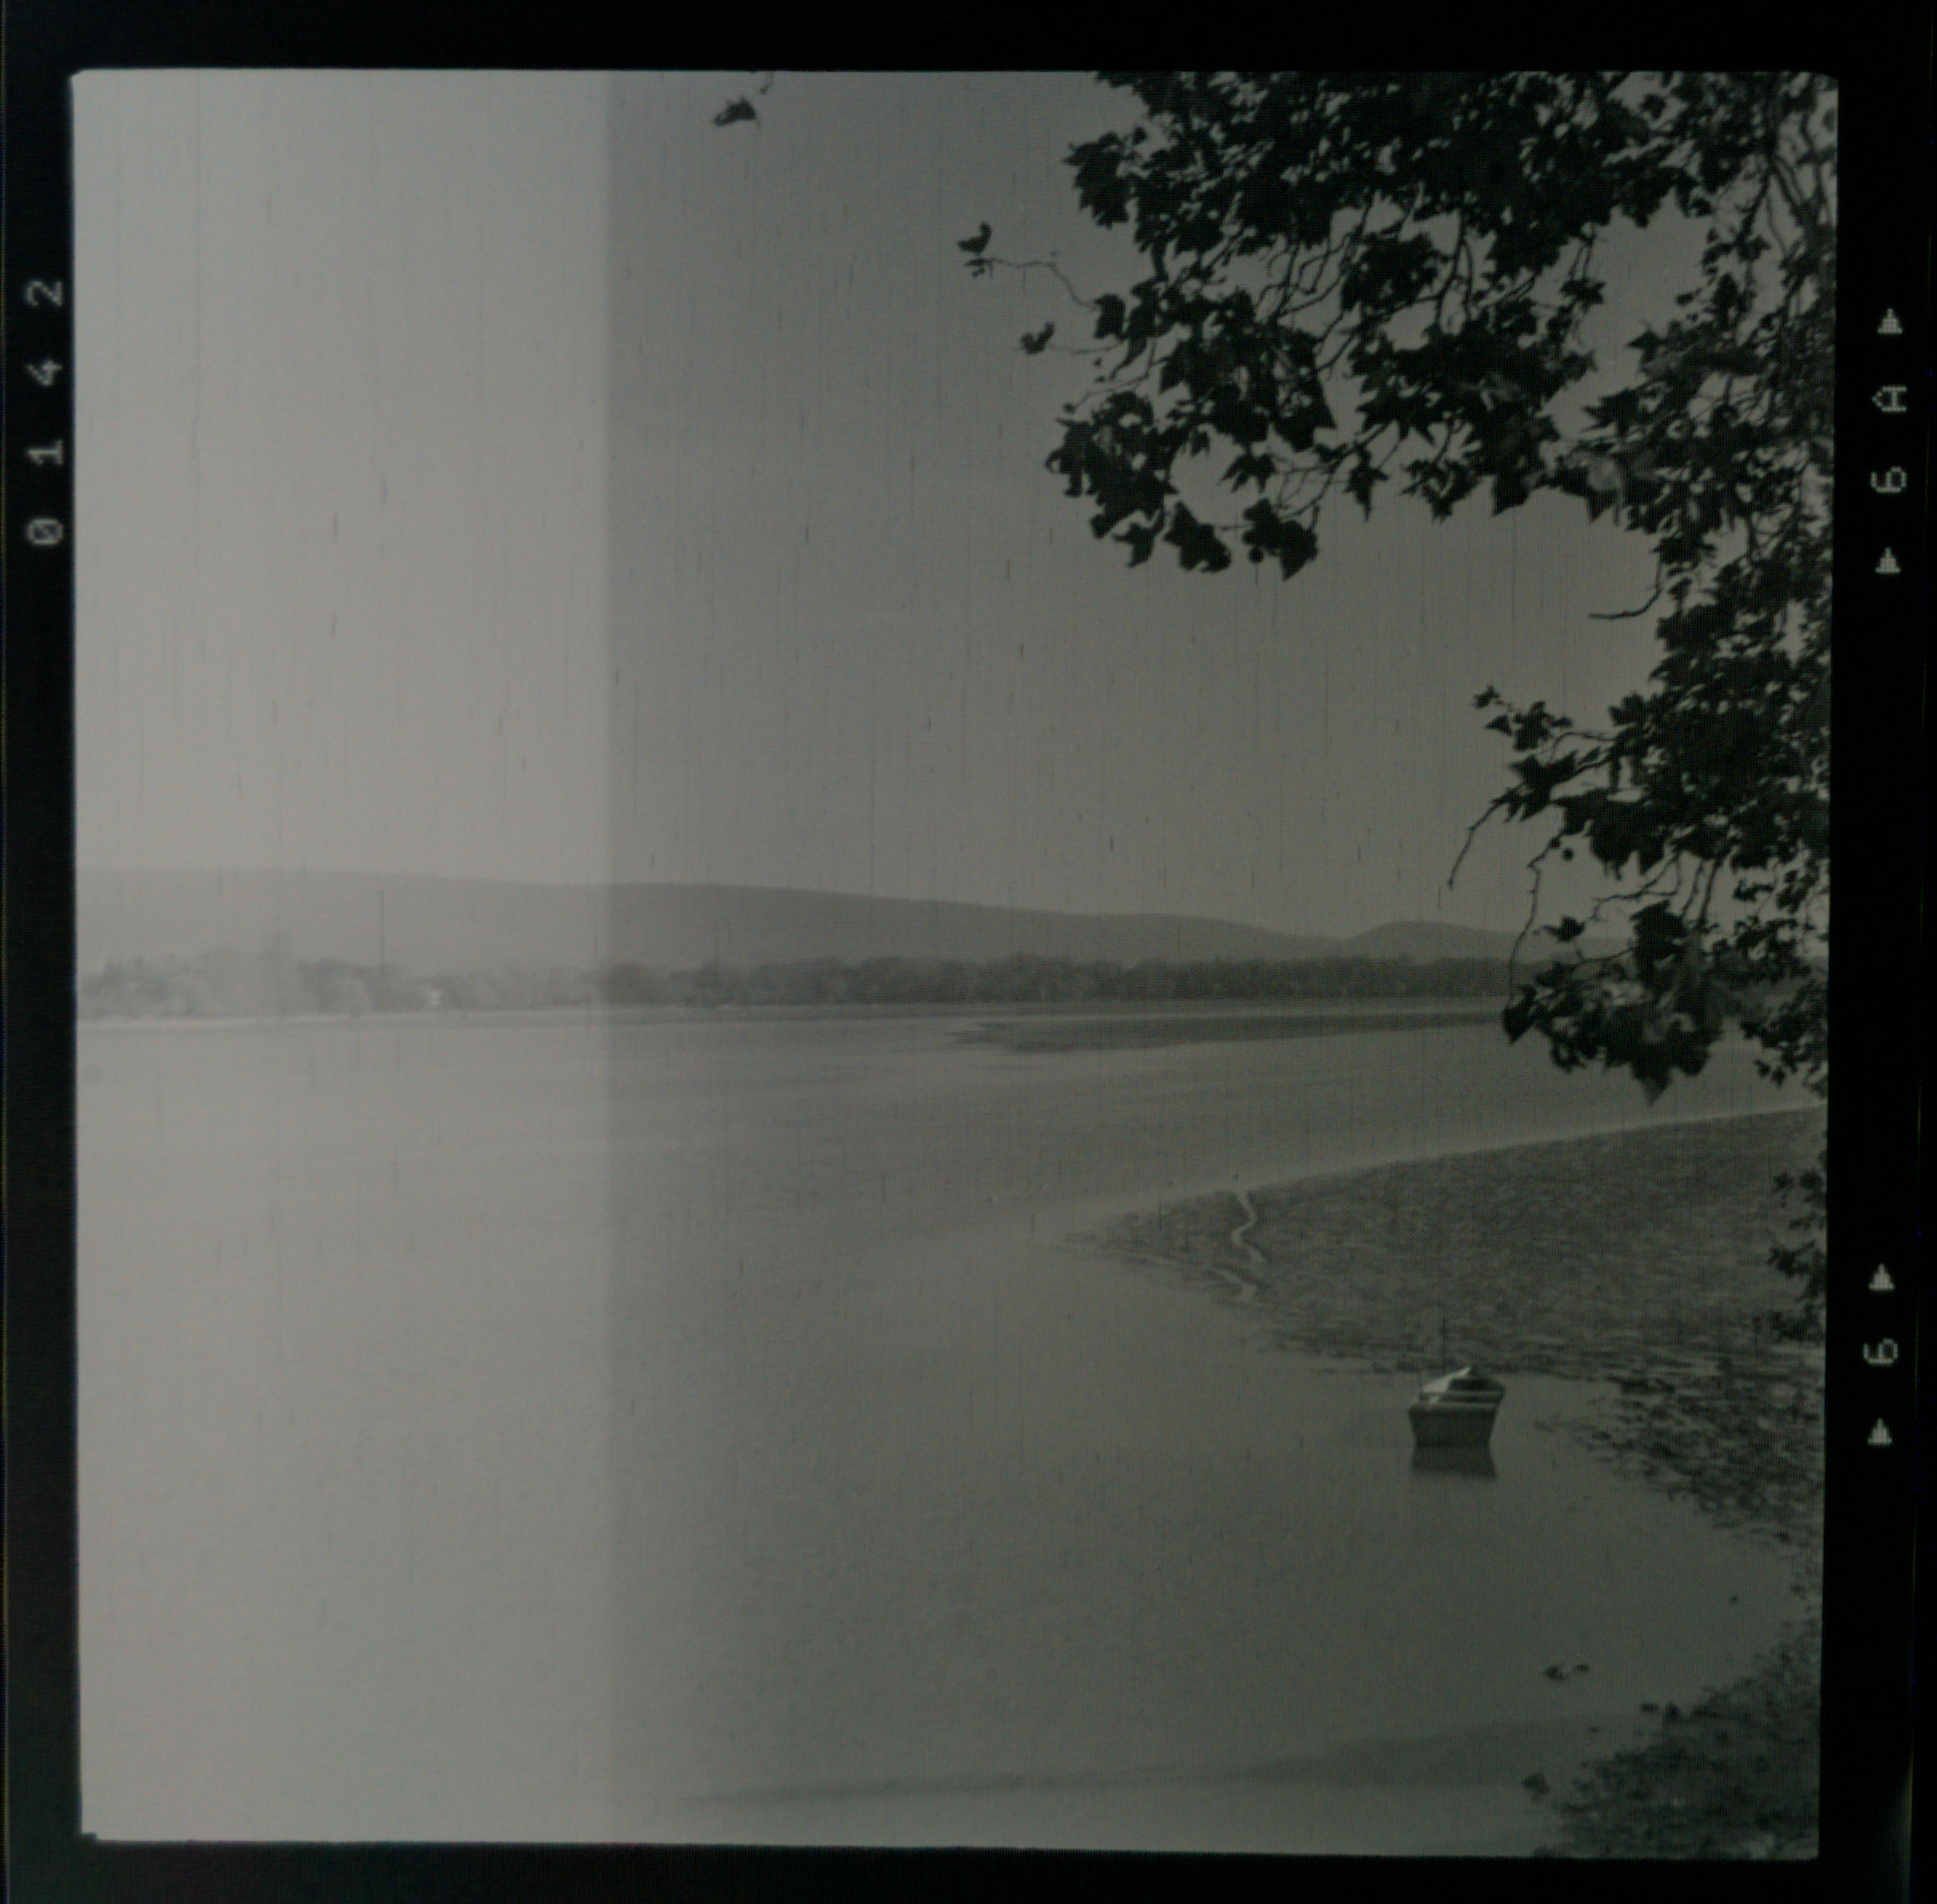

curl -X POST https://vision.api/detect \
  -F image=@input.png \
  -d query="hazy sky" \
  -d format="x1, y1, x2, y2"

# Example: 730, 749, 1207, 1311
77, 70, 1695, 939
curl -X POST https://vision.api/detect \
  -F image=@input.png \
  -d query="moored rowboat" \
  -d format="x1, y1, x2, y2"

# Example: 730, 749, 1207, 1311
1408, 1366, 1505, 1447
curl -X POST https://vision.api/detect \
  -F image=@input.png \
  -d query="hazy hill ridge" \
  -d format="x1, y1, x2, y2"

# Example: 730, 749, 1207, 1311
78, 870, 1611, 974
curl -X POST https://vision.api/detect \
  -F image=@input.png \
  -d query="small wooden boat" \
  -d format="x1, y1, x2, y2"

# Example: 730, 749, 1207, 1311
1408, 1366, 1505, 1448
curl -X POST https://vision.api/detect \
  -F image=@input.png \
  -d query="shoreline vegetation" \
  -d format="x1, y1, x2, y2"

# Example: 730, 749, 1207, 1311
78, 945, 1539, 1022
1091, 1107, 1826, 1859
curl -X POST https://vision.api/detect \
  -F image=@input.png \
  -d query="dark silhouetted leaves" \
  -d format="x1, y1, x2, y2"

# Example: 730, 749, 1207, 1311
1163, 504, 1230, 572
978, 71, 1830, 1327
1240, 501, 1319, 578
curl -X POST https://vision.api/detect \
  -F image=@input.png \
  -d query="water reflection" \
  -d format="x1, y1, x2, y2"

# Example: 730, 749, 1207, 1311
1410, 1445, 1497, 1479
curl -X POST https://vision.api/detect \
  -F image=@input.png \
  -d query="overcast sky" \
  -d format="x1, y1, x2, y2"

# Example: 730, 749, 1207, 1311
76, 70, 1695, 939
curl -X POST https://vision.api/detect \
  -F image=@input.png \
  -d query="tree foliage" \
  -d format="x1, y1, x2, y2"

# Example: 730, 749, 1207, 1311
968, 73, 1832, 1331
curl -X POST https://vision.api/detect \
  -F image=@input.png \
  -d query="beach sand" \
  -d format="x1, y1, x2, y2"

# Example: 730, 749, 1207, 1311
1089, 1105, 1826, 1858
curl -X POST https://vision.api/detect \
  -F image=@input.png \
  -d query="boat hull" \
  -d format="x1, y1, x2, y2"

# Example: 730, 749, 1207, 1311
1407, 1399, 1501, 1448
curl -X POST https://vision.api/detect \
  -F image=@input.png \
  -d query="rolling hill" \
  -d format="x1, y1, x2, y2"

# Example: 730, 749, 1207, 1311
76, 870, 1613, 975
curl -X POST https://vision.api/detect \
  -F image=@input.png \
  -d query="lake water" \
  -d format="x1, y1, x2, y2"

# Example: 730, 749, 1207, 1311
78, 1007, 1811, 1851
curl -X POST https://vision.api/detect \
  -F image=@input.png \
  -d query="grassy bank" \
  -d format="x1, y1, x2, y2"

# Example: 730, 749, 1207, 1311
1089, 1106, 1825, 1858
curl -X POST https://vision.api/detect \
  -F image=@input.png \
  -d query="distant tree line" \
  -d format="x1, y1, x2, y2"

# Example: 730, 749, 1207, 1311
79, 944, 1545, 1020
605, 952, 1523, 1006
79, 946, 445, 1020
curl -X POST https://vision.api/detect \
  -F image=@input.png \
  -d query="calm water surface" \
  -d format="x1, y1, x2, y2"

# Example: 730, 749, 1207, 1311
79, 1008, 1810, 1849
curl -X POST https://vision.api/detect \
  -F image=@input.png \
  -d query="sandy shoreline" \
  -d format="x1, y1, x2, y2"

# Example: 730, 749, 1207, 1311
1090, 1106, 1826, 1858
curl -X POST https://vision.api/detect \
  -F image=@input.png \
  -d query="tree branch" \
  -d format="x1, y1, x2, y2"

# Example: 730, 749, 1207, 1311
1588, 573, 1665, 622
972, 254, 1096, 312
